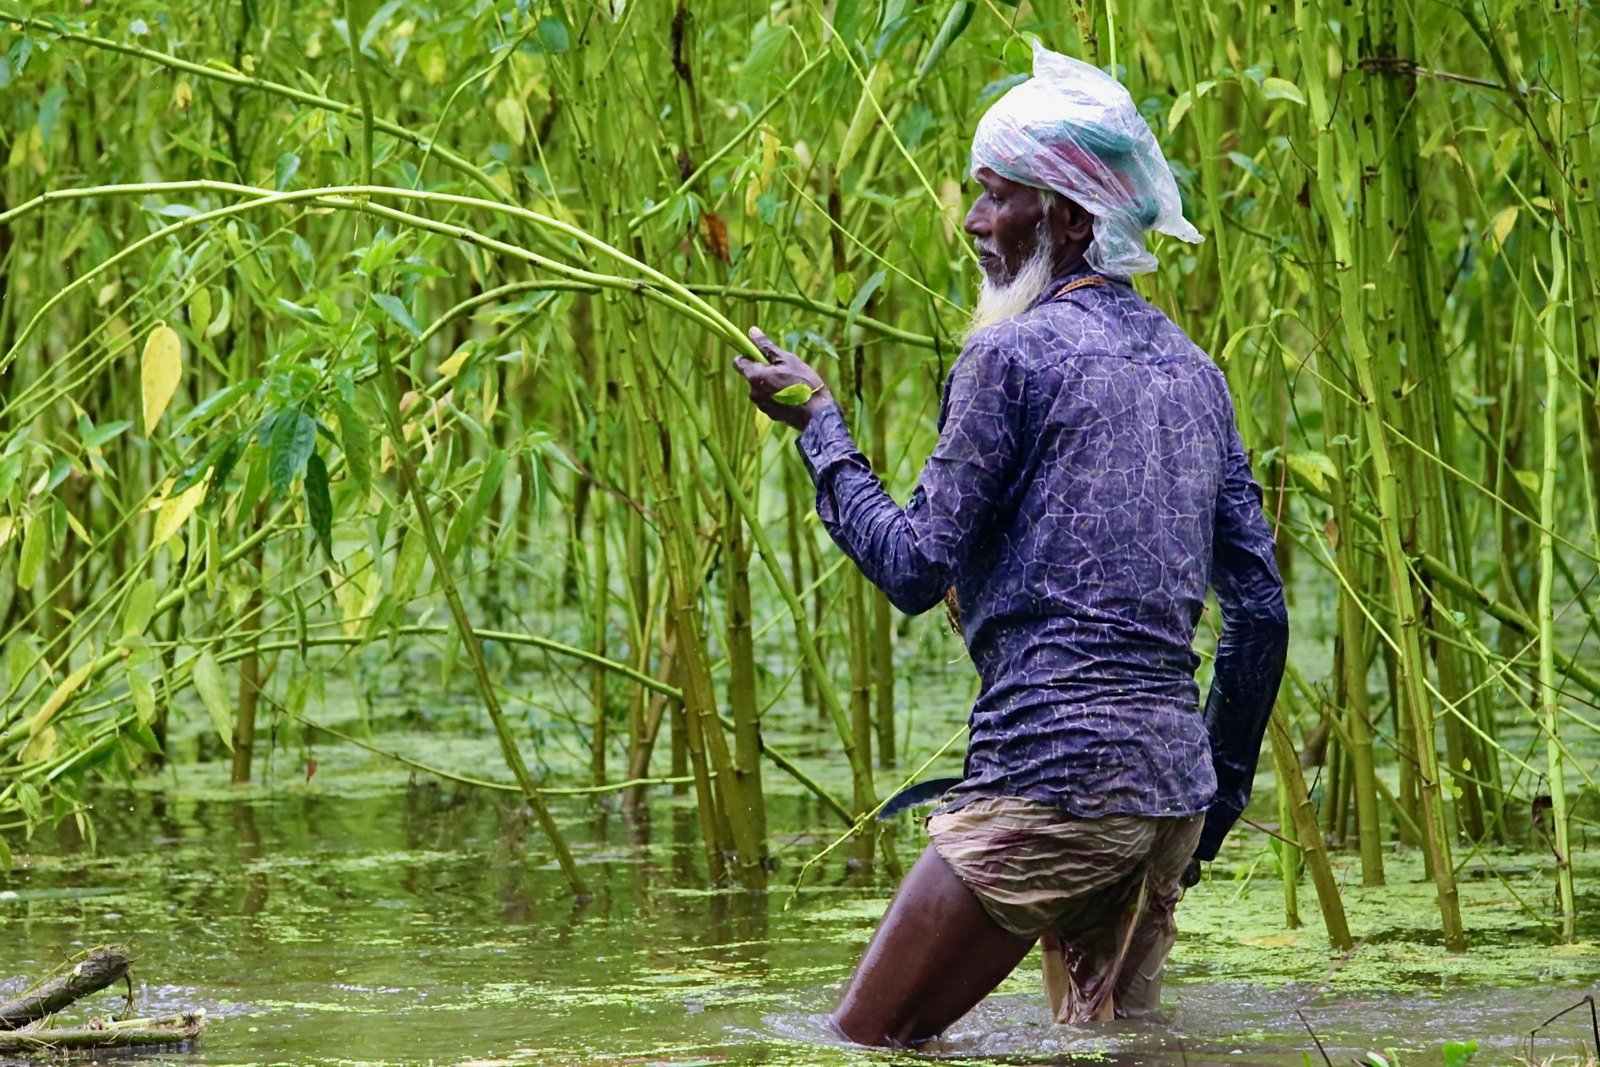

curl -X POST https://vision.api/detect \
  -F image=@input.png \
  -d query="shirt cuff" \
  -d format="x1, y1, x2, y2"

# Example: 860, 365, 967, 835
794, 403, 857, 479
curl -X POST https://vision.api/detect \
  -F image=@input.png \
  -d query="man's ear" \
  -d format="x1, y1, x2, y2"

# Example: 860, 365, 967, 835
1053, 196, 1094, 244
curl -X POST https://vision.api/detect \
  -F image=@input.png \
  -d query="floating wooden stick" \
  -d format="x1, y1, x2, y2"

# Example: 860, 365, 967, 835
0, 947, 131, 1031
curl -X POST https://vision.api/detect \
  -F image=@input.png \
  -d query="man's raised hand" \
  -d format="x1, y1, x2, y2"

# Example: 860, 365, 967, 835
732, 326, 834, 432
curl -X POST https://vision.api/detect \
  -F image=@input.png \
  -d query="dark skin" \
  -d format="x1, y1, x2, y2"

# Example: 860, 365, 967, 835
732, 171, 1098, 1047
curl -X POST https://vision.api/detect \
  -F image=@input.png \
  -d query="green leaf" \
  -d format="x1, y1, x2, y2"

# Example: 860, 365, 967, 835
274, 151, 301, 191
831, 0, 866, 42
275, 297, 324, 323
172, 431, 239, 494
207, 285, 232, 339
82, 419, 133, 449
17, 782, 41, 822
127, 664, 157, 728
289, 233, 316, 289
235, 445, 269, 521
1287, 450, 1338, 492
1227, 151, 1268, 183
268, 410, 317, 498
1442, 1040, 1478, 1067
126, 716, 163, 755
360, 0, 407, 54
17, 510, 47, 590
304, 451, 333, 560
391, 525, 428, 601
205, 436, 244, 513
191, 649, 234, 752
173, 379, 258, 436
333, 399, 372, 495
916, 0, 975, 79
1261, 77, 1306, 105
740, 24, 792, 102
37, 84, 66, 145
770, 383, 815, 406
847, 269, 886, 321
372, 292, 421, 337
121, 578, 159, 639
535, 16, 569, 54
445, 450, 506, 564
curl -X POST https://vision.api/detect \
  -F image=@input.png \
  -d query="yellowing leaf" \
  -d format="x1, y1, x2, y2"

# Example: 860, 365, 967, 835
937, 177, 963, 240
191, 649, 235, 751
141, 322, 184, 434
1287, 450, 1339, 493
1168, 89, 1193, 132
420, 42, 447, 85
837, 62, 889, 171
0, 515, 13, 550
494, 96, 525, 146
63, 507, 92, 546
172, 79, 193, 111
30, 658, 96, 744
1490, 206, 1518, 250
437, 346, 471, 379
106, 315, 134, 356
21, 725, 56, 764
152, 479, 208, 546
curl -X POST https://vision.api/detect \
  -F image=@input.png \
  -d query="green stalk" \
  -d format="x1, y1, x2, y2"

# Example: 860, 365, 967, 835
342, 0, 375, 188
1537, 226, 1577, 941
657, 363, 878, 815
373, 344, 589, 898
1299, 0, 1464, 950
1269, 699, 1354, 950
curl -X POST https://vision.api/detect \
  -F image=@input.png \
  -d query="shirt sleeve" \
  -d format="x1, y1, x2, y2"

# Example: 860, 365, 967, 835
794, 338, 1025, 616
1194, 407, 1290, 861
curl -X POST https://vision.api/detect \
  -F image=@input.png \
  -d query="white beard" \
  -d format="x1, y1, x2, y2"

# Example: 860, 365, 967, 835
968, 238, 1056, 334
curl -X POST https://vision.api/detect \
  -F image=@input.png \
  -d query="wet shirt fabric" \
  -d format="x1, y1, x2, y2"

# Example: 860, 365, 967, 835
795, 270, 1288, 860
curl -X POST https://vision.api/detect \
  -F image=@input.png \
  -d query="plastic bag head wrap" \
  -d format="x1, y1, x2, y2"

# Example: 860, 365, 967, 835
971, 41, 1202, 277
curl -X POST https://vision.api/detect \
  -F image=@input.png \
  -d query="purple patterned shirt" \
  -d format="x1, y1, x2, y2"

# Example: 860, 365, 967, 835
796, 271, 1288, 860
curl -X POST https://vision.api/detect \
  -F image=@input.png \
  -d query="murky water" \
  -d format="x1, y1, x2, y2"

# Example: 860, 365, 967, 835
3, 737, 1598, 1066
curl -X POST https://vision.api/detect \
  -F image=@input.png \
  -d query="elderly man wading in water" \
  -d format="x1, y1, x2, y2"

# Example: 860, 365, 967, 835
733, 43, 1289, 1046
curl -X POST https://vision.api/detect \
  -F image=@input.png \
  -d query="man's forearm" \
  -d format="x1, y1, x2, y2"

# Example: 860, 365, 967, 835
1195, 619, 1289, 860
795, 404, 950, 615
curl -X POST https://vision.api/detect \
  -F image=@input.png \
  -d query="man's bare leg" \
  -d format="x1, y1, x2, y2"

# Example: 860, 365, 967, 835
831, 845, 1035, 1047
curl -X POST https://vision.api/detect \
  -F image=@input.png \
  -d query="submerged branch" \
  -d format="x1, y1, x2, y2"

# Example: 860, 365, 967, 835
0, 1014, 204, 1054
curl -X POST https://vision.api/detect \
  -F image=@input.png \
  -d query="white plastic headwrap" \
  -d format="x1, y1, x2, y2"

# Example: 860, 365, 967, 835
971, 41, 1202, 277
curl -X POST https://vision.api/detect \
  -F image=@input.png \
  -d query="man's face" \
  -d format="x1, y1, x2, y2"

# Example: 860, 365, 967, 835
964, 166, 1049, 284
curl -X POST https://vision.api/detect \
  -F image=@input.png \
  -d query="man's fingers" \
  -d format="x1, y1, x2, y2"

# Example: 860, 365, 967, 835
748, 325, 787, 363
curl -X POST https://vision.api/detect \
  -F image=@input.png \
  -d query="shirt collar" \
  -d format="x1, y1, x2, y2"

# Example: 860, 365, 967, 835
1026, 265, 1129, 312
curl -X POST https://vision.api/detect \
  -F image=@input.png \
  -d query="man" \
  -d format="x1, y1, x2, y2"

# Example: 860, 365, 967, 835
733, 43, 1288, 1047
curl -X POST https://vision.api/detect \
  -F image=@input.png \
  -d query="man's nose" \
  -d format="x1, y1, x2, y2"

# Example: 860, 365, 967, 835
964, 199, 987, 237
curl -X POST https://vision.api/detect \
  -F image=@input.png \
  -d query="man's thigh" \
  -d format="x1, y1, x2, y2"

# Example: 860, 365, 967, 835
831, 845, 1035, 1048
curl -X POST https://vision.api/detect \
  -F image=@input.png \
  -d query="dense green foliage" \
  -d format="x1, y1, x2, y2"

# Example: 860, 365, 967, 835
1, 0, 1597, 951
